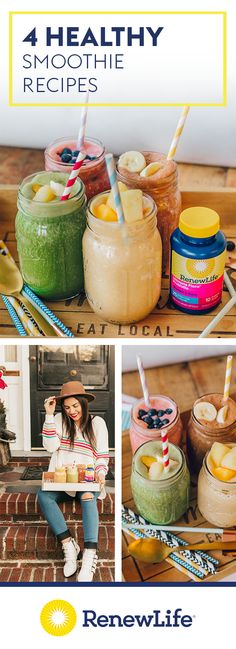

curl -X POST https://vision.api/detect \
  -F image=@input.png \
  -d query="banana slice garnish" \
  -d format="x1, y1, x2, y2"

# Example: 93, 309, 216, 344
118, 151, 146, 173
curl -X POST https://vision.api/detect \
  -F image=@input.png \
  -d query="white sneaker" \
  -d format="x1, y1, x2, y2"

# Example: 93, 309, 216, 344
77, 549, 98, 582
62, 538, 80, 578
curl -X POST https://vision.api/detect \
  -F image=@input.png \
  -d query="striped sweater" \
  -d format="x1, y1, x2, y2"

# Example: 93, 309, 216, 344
42, 413, 109, 477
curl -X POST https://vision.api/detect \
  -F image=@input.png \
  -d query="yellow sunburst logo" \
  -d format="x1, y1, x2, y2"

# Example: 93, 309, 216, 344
40, 599, 77, 636
186, 258, 215, 279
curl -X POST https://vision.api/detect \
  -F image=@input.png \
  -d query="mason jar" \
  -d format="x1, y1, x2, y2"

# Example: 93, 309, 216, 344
129, 395, 183, 454
82, 191, 162, 324
15, 171, 87, 300
187, 394, 236, 474
198, 448, 236, 527
45, 136, 110, 200
117, 152, 181, 273
131, 441, 190, 524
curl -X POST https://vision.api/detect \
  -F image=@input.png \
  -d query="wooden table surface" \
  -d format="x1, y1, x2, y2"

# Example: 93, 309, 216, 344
122, 355, 236, 582
1, 146, 236, 338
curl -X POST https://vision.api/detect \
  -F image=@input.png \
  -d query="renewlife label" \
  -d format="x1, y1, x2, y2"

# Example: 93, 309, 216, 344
170, 250, 226, 311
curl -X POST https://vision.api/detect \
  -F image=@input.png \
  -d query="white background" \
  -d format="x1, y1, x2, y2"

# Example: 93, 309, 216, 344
0, 585, 234, 647
10, 13, 223, 105
0, 0, 235, 166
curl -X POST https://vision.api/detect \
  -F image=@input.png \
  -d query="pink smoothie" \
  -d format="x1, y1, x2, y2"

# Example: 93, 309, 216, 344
130, 395, 183, 454
47, 139, 103, 168
45, 136, 110, 200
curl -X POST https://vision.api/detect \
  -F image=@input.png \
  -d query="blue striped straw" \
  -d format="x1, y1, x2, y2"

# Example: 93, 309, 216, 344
105, 154, 125, 224
1, 295, 27, 336
22, 285, 75, 338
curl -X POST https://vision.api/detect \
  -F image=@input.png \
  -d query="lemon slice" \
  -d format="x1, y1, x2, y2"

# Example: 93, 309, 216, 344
193, 401, 217, 422
140, 162, 162, 177
118, 151, 146, 173
216, 405, 228, 424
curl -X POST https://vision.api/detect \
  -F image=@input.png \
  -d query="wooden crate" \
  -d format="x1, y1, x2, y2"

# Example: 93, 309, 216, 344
1, 185, 236, 338
42, 471, 100, 492
122, 405, 236, 583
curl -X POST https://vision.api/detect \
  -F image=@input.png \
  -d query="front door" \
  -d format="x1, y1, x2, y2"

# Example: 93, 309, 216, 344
29, 345, 114, 449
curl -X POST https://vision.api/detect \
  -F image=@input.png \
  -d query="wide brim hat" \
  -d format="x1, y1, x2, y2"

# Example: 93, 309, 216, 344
55, 381, 95, 402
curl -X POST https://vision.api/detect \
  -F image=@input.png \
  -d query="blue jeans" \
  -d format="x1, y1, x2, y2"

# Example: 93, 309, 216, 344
38, 489, 99, 549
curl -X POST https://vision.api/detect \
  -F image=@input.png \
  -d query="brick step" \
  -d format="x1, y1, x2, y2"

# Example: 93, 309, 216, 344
0, 522, 114, 561
0, 492, 115, 521
0, 559, 115, 583
9, 456, 49, 468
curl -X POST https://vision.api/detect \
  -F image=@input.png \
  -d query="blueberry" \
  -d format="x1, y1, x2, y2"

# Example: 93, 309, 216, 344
161, 418, 170, 426
138, 409, 147, 419
72, 150, 80, 157
157, 422, 164, 429
165, 408, 173, 415
86, 154, 97, 161
61, 147, 72, 156
147, 423, 155, 429
153, 421, 160, 428
71, 157, 77, 164
61, 153, 72, 163
148, 408, 157, 416
227, 240, 235, 252
157, 410, 165, 417
143, 416, 153, 425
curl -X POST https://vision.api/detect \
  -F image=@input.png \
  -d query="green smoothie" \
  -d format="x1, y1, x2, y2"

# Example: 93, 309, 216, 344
131, 441, 190, 524
15, 171, 87, 300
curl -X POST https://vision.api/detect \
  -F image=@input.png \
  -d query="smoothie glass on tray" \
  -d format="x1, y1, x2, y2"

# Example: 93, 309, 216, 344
129, 395, 183, 454
45, 136, 110, 200
131, 440, 190, 525
117, 152, 181, 273
187, 394, 236, 474
198, 445, 236, 527
82, 191, 162, 324
16, 171, 87, 301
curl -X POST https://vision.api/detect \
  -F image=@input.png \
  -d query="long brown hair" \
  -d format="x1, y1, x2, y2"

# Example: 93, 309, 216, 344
61, 396, 96, 448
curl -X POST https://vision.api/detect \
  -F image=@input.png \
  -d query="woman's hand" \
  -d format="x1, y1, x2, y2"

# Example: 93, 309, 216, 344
44, 396, 56, 416
95, 471, 106, 486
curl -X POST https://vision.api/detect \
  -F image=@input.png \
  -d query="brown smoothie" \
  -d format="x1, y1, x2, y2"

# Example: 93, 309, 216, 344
117, 152, 181, 273
187, 393, 236, 474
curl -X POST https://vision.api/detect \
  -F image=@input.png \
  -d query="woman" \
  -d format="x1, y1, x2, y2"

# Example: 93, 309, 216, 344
37, 381, 109, 582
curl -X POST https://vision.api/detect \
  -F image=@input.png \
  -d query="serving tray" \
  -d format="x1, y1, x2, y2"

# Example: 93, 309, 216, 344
1, 185, 236, 338
42, 471, 101, 491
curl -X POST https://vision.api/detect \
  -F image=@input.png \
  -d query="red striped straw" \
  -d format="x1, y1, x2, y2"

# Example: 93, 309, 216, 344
60, 151, 86, 201
161, 428, 170, 472
137, 356, 151, 408
77, 90, 89, 149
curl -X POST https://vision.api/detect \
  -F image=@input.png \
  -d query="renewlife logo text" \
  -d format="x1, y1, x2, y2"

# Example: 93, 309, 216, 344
81, 608, 193, 628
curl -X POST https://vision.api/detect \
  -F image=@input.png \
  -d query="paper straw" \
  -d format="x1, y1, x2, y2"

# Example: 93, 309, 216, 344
161, 428, 169, 471
122, 521, 223, 535
137, 356, 150, 408
199, 294, 236, 338
122, 506, 218, 577
7, 296, 42, 337
60, 151, 86, 201
224, 270, 236, 298
223, 355, 233, 402
105, 154, 125, 224
22, 285, 75, 338
77, 89, 89, 149
1, 295, 27, 336
167, 106, 190, 160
